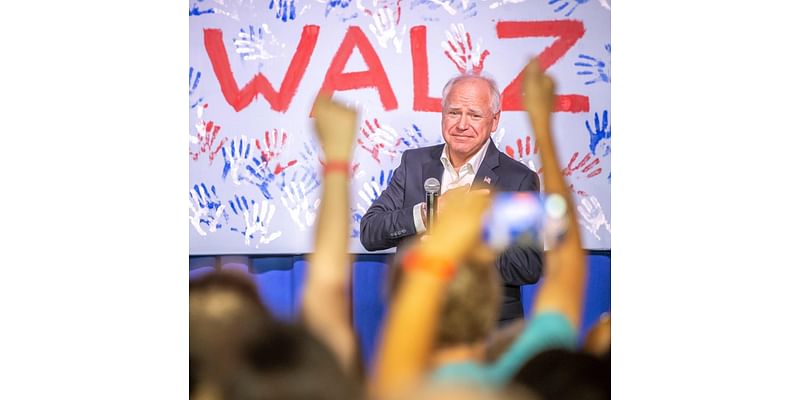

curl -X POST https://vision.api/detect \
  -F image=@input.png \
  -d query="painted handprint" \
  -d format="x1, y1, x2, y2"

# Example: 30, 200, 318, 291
255, 128, 298, 175
229, 195, 283, 246
279, 170, 321, 231
268, 0, 297, 22
504, 135, 539, 172
411, 0, 477, 18
189, 0, 216, 16
442, 23, 489, 74
484, 0, 526, 10
396, 124, 429, 154
577, 195, 611, 240
368, 6, 406, 53
562, 152, 602, 180
234, 23, 286, 62
575, 44, 610, 85
548, 0, 589, 17
586, 110, 610, 157
351, 169, 394, 237
191, 104, 228, 165
189, 183, 227, 236
221, 135, 254, 185
358, 118, 402, 162
189, 67, 204, 109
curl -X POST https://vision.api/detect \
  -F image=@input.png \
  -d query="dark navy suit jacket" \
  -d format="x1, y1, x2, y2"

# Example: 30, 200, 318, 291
359, 140, 543, 322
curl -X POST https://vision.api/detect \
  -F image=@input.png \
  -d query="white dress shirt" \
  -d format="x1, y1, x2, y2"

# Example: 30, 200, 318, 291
412, 139, 492, 233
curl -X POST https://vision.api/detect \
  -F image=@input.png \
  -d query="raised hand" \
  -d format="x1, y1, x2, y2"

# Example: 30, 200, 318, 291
577, 195, 611, 240
442, 23, 489, 74
279, 170, 321, 231
228, 195, 283, 246
189, 183, 226, 236
586, 110, 611, 157
313, 96, 358, 162
522, 58, 555, 127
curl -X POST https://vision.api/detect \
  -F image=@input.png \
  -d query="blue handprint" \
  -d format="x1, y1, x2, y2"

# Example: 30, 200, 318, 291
351, 169, 394, 237
189, 67, 204, 109
269, 0, 297, 22
189, 183, 227, 236
548, 0, 589, 17
585, 110, 610, 157
189, 0, 216, 16
228, 194, 283, 246
575, 44, 610, 85
397, 124, 429, 153
221, 136, 253, 185
325, 0, 352, 17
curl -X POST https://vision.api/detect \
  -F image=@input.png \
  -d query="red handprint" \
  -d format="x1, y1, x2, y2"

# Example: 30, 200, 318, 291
562, 151, 602, 179
255, 128, 298, 175
357, 118, 402, 163
442, 23, 490, 74
190, 104, 228, 165
504, 135, 540, 173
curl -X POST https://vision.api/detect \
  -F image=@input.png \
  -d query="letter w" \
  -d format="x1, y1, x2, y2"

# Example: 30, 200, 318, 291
203, 26, 320, 112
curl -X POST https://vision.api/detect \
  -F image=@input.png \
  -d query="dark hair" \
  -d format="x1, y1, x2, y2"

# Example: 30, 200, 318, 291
512, 348, 610, 400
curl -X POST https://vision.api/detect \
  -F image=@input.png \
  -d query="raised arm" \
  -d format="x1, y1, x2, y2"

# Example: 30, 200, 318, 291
370, 186, 491, 398
301, 96, 359, 374
523, 59, 587, 330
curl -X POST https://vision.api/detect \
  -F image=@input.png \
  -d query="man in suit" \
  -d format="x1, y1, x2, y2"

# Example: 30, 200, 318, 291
360, 73, 543, 323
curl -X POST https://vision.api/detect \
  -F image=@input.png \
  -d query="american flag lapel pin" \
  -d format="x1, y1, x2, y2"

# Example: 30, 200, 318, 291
483, 176, 492, 185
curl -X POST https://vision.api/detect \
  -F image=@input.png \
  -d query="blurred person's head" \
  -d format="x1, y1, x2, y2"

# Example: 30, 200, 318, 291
190, 272, 360, 400
511, 348, 610, 400
190, 271, 276, 399
388, 246, 501, 356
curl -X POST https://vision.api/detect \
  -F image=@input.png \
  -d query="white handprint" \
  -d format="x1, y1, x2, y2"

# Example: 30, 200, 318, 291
368, 7, 406, 53
242, 200, 283, 246
577, 195, 611, 240
189, 184, 226, 236
484, 0, 526, 9
234, 23, 286, 62
280, 176, 321, 231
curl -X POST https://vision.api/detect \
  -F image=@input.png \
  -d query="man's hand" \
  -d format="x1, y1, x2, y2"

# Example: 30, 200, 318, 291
418, 186, 491, 263
435, 186, 490, 218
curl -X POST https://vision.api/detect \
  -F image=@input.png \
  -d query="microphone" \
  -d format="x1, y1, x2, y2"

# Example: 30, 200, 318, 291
424, 178, 441, 232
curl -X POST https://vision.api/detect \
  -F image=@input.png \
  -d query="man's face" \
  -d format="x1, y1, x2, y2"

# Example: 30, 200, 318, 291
441, 78, 500, 165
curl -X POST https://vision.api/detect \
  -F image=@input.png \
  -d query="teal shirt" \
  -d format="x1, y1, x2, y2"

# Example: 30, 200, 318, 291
429, 312, 577, 388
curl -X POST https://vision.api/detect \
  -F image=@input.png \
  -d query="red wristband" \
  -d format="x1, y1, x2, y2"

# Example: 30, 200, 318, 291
323, 160, 350, 175
402, 249, 457, 280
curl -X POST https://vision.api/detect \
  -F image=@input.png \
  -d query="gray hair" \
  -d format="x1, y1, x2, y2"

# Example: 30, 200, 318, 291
441, 73, 501, 114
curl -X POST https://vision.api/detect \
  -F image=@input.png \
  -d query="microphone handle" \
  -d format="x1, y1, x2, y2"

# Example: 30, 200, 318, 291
426, 192, 438, 232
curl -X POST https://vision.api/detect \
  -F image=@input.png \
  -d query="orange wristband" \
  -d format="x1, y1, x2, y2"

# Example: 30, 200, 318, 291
402, 249, 457, 280
323, 160, 350, 175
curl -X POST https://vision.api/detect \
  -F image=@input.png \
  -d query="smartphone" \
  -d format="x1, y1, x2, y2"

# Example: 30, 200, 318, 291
482, 191, 567, 251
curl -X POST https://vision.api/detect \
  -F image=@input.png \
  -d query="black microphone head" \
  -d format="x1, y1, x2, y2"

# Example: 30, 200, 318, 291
424, 178, 441, 194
